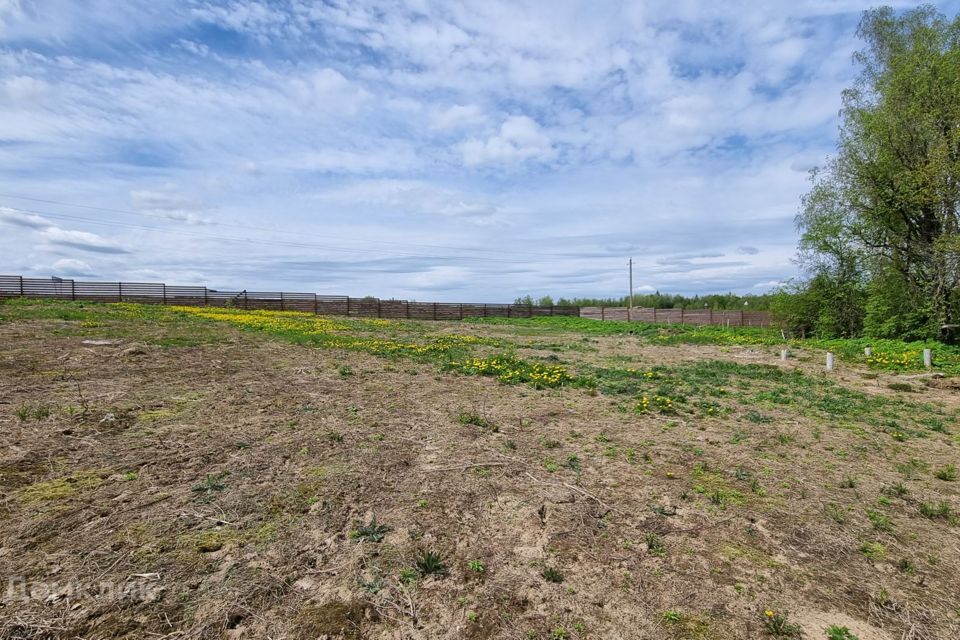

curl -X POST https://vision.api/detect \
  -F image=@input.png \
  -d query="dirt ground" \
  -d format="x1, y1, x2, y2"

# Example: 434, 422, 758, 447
1, 312, 959, 639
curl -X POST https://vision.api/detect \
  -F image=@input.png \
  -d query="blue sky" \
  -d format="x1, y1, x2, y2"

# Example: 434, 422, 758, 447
2, 0, 958, 301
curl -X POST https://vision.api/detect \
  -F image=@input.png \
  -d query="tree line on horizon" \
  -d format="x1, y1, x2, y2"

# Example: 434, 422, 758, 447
514, 292, 775, 310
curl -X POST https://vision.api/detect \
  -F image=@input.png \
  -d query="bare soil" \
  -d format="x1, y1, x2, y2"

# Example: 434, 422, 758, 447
1, 316, 958, 639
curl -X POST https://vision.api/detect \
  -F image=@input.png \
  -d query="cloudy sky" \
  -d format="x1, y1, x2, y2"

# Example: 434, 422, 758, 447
2, 0, 957, 301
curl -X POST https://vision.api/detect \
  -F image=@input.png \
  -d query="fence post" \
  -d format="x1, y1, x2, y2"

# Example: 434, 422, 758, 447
377, 298, 382, 318
280, 292, 284, 311
346, 297, 351, 316
483, 304, 488, 317
314, 294, 318, 315
459, 304, 463, 320
601, 307, 605, 321
432, 302, 437, 320
405, 301, 410, 319
244, 292, 248, 310
549, 305, 554, 316
162, 284, 167, 304
118, 282, 123, 302
70, 279, 76, 301
19, 275, 24, 297
680, 308, 685, 325
204, 288, 208, 306
653, 308, 658, 322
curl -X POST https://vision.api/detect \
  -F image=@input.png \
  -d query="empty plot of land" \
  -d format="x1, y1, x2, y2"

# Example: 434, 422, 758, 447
0, 301, 958, 639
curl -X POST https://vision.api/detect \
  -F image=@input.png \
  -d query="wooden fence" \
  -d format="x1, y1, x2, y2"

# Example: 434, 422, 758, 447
0, 275, 579, 320
580, 306, 771, 327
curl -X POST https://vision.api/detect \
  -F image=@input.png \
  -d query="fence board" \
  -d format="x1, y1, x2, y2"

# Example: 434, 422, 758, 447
0, 275, 578, 321
578, 306, 770, 328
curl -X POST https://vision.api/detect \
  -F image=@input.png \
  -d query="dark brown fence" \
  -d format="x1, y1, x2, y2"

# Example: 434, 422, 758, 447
0, 275, 580, 320
580, 306, 771, 327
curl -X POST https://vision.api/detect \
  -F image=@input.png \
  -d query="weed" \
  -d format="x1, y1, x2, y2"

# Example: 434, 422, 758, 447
541, 566, 564, 583
918, 501, 952, 520
122, 472, 138, 482
860, 542, 886, 561
745, 410, 773, 424
887, 382, 914, 393
359, 577, 383, 594
882, 483, 908, 497
417, 499, 429, 508
826, 504, 847, 524
415, 550, 447, 577
840, 476, 858, 489
324, 430, 344, 443
14, 405, 30, 422
350, 518, 391, 543
565, 454, 581, 473
338, 364, 354, 377
662, 610, 682, 623
775, 433, 795, 445
825, 625, 860, 640
763, 610, 802, 637
399, 568, 417, 584
191, 472, 228, 503
468, 559, 485, 573
459, 412, 497, 432
551, 628, 568, 640
934, 464, 957, 481
467, 611, 479, 623
896, 458, 928, 479
543, 458, 560, 473
645, 532, 665, 556
866, 509, 893, 532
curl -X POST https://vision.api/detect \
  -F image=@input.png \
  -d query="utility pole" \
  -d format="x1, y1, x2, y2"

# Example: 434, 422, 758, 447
628, 258, 634, 309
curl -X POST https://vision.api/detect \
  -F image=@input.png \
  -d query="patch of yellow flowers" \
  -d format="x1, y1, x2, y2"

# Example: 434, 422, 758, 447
445, 356, 572, 388
171, 305, 572, 389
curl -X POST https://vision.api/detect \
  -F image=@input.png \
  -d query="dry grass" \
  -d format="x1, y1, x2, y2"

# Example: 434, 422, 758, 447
0, 301, 958, 639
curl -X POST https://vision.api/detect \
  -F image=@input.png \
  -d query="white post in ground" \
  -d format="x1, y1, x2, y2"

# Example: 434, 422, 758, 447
780, 349, 788, 361
923, 348, 932, 368
864, 347, 872, 357
826, 352, 835, 371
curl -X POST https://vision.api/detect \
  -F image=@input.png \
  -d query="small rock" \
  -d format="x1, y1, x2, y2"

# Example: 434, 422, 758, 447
81, 339, 118, 346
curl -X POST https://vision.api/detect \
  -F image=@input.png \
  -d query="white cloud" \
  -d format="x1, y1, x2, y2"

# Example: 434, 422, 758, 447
49, 258, 97, 277
461, 116, 557, 166
38, 227, 130, 254
0, 207, 51, 229
130, 188, 213, 224
432, 104, 488, 130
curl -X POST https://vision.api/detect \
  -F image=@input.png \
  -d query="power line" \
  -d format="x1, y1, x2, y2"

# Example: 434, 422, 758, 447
1, 204, 624, 268
0, 192, 605, 260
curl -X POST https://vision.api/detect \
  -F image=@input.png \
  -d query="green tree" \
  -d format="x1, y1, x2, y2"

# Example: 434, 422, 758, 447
795, 5, 960, 339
